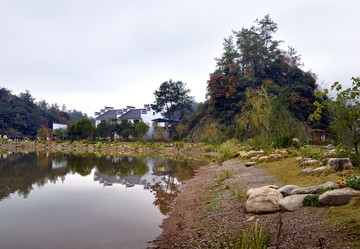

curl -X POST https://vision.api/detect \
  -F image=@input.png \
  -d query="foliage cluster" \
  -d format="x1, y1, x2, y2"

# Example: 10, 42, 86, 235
0, 87, 90, 138
299, 146, 325, 160
203, 144, 218, 152
303, 187, 336, 207
237, 87, 309, 147
218, 140, 239, 163
152, 79, 194, 121
186, 15, 318, 146
309, 77, 360, 154
345, 176, 360, 190
66, 118, 149, 141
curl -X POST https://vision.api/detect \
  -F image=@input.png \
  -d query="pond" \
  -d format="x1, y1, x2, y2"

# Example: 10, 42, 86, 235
0, 151, 209, 249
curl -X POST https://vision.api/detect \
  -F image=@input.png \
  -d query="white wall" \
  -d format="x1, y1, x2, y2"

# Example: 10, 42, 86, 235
95, 107, 164, 140
141, 108, 163, 140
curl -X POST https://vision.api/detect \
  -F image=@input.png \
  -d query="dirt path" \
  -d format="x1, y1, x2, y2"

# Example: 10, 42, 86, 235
152, 158, 353, 249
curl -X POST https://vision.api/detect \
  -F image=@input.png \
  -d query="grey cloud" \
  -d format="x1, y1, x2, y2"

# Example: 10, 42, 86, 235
1, 0, 359, 115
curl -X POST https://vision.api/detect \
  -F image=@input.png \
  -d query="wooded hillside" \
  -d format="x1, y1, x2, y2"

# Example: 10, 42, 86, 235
0, 87, 89, 138
187, 15, 319, 146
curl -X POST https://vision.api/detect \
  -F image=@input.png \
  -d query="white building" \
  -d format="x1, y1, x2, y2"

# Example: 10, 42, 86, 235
94, 104, 164, 140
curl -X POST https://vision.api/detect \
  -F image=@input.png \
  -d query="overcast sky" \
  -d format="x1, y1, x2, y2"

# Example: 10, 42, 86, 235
1, 0, 359, 116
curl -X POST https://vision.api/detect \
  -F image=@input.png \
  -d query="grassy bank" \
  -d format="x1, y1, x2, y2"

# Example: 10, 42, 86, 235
257, 155, 360, 247
259, 157, 343, 187
0, 139, 220, 152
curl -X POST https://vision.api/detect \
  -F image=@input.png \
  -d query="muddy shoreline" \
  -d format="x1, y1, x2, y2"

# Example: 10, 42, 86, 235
151, 158, 354, 249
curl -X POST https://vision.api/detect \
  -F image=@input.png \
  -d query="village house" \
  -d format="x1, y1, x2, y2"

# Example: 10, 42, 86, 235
94, 104, 164, 140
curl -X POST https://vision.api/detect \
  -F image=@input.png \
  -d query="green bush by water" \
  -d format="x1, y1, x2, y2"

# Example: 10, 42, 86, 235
218, 140, 239, 164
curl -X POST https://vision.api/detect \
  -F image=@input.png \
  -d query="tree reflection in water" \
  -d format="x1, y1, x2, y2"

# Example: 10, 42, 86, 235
151, 178, 180, 215
0, 151, 209, 214
0, 151, 67, 200
149, 157, 200, 215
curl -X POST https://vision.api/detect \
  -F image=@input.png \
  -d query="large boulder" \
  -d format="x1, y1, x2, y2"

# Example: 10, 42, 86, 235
258, 156, 269, 162
277, 185, 300, 196
277, 150, 289, 157
327, 158, 352, 171
319, 188, 360, 205
290, 181, 338, 195
246, 150, 264, 158
312, 166, 329, 174
302, 159, 320, 166
325, 144, 335, 149
245, 161, 256, 167
292, 138, 300, 148
268, 154, 282, 160
238, 151, 247, 158
325, 149, 337, 157
300, 166, 330, 175
279, 194, 309, 211
246, 187, 283, 214
300, 167, 314, 175
246, 185, 279, 198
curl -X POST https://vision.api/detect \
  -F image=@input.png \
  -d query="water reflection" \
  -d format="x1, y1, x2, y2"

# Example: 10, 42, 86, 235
0, 151, 207, 215
0, 152, 67, 201
0, 151, 209, 249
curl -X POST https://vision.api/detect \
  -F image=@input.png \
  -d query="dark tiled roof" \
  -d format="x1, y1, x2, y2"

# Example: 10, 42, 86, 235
123, 175, 140, 185
119, 109, 141, 120
95, 109, 121, 120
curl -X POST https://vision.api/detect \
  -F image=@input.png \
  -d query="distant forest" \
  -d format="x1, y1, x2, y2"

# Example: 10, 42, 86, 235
0, 87, 90, 138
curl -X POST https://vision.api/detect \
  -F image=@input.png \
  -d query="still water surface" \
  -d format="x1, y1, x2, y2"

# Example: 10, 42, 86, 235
0, 151, 208, 249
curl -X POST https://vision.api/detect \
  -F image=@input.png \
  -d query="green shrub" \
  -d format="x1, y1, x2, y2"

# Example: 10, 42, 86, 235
300, 147, 325, 160
286, 147, 300, 156
271, 133, 292, 148
219, 169, 233, 181
245, 138, 257, 147
303, 194, 321, 207
350, 155, 360, 168
303, 187, 336, 206
204, 144, 216, 152
346, 176, 360, 190
218, 140, 239, 163
175, 142, 184, 148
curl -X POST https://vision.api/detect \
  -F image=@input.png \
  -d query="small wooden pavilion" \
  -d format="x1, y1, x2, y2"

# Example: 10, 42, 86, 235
311, 129, 327, 145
